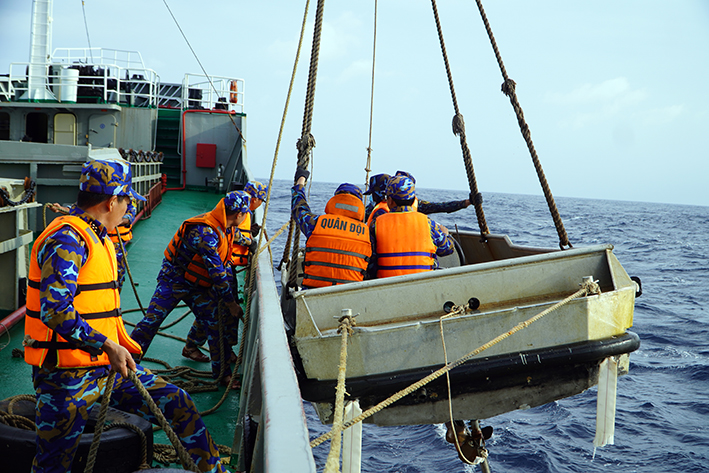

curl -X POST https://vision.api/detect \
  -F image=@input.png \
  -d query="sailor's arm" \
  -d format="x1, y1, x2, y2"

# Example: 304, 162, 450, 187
429, 219, 454, 256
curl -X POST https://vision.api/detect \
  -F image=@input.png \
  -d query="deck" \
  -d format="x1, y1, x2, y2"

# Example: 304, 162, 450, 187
0, 188, 244, 469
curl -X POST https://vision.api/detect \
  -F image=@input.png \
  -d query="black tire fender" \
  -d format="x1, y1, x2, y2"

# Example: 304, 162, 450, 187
0, 398, 154, 473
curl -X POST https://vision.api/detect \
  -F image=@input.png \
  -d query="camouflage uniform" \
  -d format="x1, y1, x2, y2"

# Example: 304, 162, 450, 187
369, 176, 454, 277
30, 157, 228, 473
184, 182, 268, 355
131, 193, 251, 379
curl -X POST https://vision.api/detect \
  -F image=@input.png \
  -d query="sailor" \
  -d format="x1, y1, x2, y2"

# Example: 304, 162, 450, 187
230, 180, 268, 266
181, 181, 267, 365
370, 174, 454, 278
24, 156, 230, 473
292, 166, 372, 288
130, 191, 251, 388
365, 170, 472, 228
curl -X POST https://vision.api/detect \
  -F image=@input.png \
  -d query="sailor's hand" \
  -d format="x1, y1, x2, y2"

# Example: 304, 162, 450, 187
226, 301, 244, 321
248, 239, 258, 255
250, 222, 261, 237
440, 224, 449, 235
294, 166, 310, 185
469, 192, 482, 206
48, 203, 69, 214
103, 339, 136, 378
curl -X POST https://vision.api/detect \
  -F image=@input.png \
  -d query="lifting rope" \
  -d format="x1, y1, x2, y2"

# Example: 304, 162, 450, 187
286, 0, 327, 290
363, 0, 379, 189
310, 278, 601, 448
472, 0, 571, 249
430, 0, 489, 237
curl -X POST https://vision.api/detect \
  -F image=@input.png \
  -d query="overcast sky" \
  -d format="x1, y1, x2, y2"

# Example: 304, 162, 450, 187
1, 1, 707, 207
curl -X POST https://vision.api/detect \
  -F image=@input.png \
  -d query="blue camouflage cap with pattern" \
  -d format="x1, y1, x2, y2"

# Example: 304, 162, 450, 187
386, 175, 416, 200
394, 170, 416, 184
334, 183, 363, 200
79, 156, 146, 201
224, 190, 251, 213
363, 173, 390, 196
244, 181, 268, 201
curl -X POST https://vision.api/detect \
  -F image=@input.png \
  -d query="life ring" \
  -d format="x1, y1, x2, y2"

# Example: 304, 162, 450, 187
229, 80, 238, 104
0, 397, 154, 473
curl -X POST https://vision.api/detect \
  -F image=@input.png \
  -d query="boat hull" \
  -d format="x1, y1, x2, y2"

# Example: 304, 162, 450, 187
287, 237, 639, 425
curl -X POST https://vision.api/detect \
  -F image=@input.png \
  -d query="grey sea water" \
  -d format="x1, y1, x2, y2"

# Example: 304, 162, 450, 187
261, 178, 709, 472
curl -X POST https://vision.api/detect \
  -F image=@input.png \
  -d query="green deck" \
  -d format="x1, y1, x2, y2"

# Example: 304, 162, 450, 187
0, 188, 243, 469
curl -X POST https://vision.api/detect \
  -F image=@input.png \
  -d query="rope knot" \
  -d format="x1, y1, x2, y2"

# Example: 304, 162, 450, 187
452, 113, 466, 137
581, 276, 601, 296
501, 78, 516, 97
296, 133, 316, 155
336, 310, 357, 336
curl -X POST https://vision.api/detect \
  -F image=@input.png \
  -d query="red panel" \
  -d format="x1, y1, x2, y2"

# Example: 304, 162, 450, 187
196, 143, 217, 168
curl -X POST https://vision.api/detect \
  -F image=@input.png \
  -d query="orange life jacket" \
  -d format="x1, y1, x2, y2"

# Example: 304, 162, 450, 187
375, 210, 436, 278
25, 216, 142, 368
231, 211, 251, 266
366, 200, 389, 227
108, 219, 132, 244
303, 193, 371, 288
164, 199, 232, 287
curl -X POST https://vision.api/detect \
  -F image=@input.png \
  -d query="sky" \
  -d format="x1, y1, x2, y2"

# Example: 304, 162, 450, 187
1, 1, 708, 207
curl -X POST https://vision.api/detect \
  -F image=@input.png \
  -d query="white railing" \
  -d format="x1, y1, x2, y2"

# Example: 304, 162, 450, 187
180, 73, 244, 113
6, 47, 160, 106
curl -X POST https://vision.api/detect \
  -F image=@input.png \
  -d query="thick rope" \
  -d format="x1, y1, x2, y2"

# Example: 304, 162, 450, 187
310, 279, 600, 447
430, 0, 489, 236
288, 0, 327, 289
125, 369, 201, 472
472, 0, 570, 249
85, 371, 118, 473
323, 314, 355, 472
363, 0, 379, 188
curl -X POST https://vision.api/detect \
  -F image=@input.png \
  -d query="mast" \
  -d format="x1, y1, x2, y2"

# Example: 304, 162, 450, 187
21, 0, 56, 101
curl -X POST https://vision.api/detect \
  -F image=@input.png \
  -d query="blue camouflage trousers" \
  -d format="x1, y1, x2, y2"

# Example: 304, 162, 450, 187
130, 274, 232, 379
32, 364, 229, 473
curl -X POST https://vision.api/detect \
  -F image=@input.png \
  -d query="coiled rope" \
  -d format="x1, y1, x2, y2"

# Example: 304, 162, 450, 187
430, 0, 489, 237
472, 0, 571, 249
310, 279, 601, 447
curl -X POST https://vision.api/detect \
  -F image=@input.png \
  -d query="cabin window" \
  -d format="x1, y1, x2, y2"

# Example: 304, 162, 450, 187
54, 113, 77, 145
25, 112, 48, 143
0, 112, 9, 140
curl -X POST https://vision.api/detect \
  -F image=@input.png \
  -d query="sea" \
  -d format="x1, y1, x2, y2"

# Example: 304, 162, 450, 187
260, 178, 709, 473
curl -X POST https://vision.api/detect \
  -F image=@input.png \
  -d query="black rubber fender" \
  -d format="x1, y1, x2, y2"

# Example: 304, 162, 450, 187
0, 398, 154, 473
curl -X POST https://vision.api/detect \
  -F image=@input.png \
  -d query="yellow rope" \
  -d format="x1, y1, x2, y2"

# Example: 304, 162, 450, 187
323, 314, 355, 472
310, 280, 600, 448
363, 0, 378, 188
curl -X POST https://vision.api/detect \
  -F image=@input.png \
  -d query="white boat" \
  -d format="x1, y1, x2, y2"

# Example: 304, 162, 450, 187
284, 232, 640, 426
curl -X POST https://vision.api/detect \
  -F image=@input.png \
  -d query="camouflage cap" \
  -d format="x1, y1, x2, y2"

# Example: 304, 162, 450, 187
224, 190, 251, 213
79, 157, 146, 201
244, 181, 268, 201
394, 170, 416, 184
363, 173, 390, 196
386, 175, 416, 201
334, 183, 363, 200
